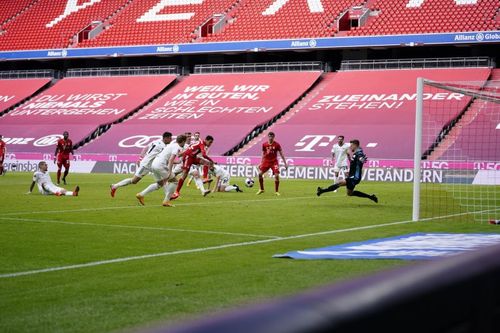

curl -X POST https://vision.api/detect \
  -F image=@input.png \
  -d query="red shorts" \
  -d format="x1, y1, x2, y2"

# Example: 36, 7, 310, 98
259, 160, 280, 175
57, 155, 70, 169
182, 155, 201, 171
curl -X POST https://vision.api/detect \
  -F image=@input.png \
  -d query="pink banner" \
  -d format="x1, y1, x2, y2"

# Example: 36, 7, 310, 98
244, 68, 491, 159
0, 75, 177, 153
0, 78, 51, 112
79, 72, 322, 155
6, 152, 500, 170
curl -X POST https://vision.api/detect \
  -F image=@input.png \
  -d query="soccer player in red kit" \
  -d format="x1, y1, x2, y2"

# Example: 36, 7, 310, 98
54, 131, 73, 185
257, 132, 288, 196
172, 135, 214, 199
0, 134, 6, 176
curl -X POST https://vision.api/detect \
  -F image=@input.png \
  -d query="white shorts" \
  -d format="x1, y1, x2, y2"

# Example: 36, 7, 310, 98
134, 165, 151, 178
42, 183, 64, 195
173, 164, 198, 177
218, 175, 230, 187
333, 165, 348, 173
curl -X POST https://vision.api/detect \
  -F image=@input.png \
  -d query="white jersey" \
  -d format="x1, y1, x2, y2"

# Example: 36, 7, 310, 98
32, 170, 63, 195
152, 143, 182, 171
212, 165, 230, 186
331, 142, 350, 168
140, 139, 166, 168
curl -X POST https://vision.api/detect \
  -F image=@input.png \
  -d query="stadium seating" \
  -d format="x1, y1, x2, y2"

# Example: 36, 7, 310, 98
0, 0, 128, 51
0, 75, 177, 153
242, 68, 491, 159
0, 78, 51, 115
348, 0, 499, 36
78, 71, 322, 155
0, 0, 497, 50
78, 0, 239, 48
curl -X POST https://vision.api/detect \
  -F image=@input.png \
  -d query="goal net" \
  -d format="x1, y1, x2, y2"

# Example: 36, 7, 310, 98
413, 77, 500, 223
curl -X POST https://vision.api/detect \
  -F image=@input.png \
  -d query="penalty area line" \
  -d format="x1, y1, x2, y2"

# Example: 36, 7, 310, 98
0, 216, 281, 239
0, 217, 416, 279
1, 195, 315, 216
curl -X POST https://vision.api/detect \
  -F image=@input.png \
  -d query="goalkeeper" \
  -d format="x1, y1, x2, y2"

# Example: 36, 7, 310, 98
317, 139, 378, 203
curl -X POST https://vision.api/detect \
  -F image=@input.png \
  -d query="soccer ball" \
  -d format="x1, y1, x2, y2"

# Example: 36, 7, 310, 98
245, 177, 255, 188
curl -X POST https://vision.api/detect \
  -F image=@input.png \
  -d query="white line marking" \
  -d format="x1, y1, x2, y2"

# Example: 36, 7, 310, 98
0, 217, 280, 239
1, 205, 496, 279
1, 196, 314, 216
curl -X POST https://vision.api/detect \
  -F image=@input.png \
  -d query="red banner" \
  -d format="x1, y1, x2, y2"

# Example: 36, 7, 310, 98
79, 72, 321, 155
0, 78, 51, 112
0, 75, 177, 152
244, 68, 491, 159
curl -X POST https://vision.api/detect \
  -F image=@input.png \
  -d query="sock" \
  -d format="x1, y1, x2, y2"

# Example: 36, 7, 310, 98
275, 180, 280, 192
259, 175, 264, 190
194, 177, 205, 193
352, 190, 372, 199
57, 169, 61, 183
0, 166, 3, 175
64, 191, 73, 196
113, 178, 132, 189
164, 183, 177, 201
176, 178, 185, 193
139, 183, 160, 197
63, 169, 69, 179
322, 183, 340, 193
225, 185, 237, 192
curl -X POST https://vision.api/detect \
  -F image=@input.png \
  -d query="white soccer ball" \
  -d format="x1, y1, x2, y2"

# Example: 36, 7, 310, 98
245, 177, 255, 188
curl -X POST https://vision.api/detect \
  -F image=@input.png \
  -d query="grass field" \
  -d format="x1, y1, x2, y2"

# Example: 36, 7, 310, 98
1, 172, 499, 333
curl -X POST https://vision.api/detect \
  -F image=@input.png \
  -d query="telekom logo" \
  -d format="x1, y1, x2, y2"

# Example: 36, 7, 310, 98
295, 135, 336, 152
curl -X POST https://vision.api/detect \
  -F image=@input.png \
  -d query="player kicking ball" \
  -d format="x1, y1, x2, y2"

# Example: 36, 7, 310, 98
317, 139, 377, 203
28, 161, 79, 196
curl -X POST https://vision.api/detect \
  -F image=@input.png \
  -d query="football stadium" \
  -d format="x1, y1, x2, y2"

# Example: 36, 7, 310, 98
0, 0, 499, 332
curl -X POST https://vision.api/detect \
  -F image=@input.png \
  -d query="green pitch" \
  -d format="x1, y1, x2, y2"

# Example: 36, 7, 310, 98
1, 172, 498, 333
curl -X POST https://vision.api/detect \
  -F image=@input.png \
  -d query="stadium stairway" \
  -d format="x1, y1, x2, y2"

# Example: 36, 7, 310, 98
233, 72, 337, 156
425, 69, 498, 161
0, 76, 58, 118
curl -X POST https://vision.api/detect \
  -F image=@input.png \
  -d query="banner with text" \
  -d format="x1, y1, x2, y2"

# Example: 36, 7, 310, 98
0, 75, 177, 153
244, 68, 491, 159
0, 78, 51, 113
78, 72, 321, 155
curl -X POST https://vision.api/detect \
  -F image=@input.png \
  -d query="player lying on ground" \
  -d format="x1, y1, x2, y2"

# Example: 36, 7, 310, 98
135, 134, 190, 206
317, 139, 378, 203
209, 165, 243, 193
110, 132, 172, 197
28, 161, 79, 196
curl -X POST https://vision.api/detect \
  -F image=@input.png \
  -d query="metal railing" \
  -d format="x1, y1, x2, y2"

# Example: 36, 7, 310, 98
340, 57, 494, 71
194, 61, 325, 74
0, 69, 56, 79
66, 66, 180, 77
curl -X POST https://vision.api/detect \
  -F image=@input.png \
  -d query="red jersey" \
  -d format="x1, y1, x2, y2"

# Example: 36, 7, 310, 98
262, 141, 282, 162
183, 141, 213, 162
56, 138, 73, 157
0, 140, 5, 156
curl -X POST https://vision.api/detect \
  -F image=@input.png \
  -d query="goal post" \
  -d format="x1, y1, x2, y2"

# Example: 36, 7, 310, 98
413, 77, 500, 223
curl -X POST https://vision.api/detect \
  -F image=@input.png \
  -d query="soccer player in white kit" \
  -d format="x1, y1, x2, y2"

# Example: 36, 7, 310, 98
209, 165, 242, 193
28, 161, 79, 196
110, 132, 172, 197
136, 134, 191, 206
331, 135, 350, 184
